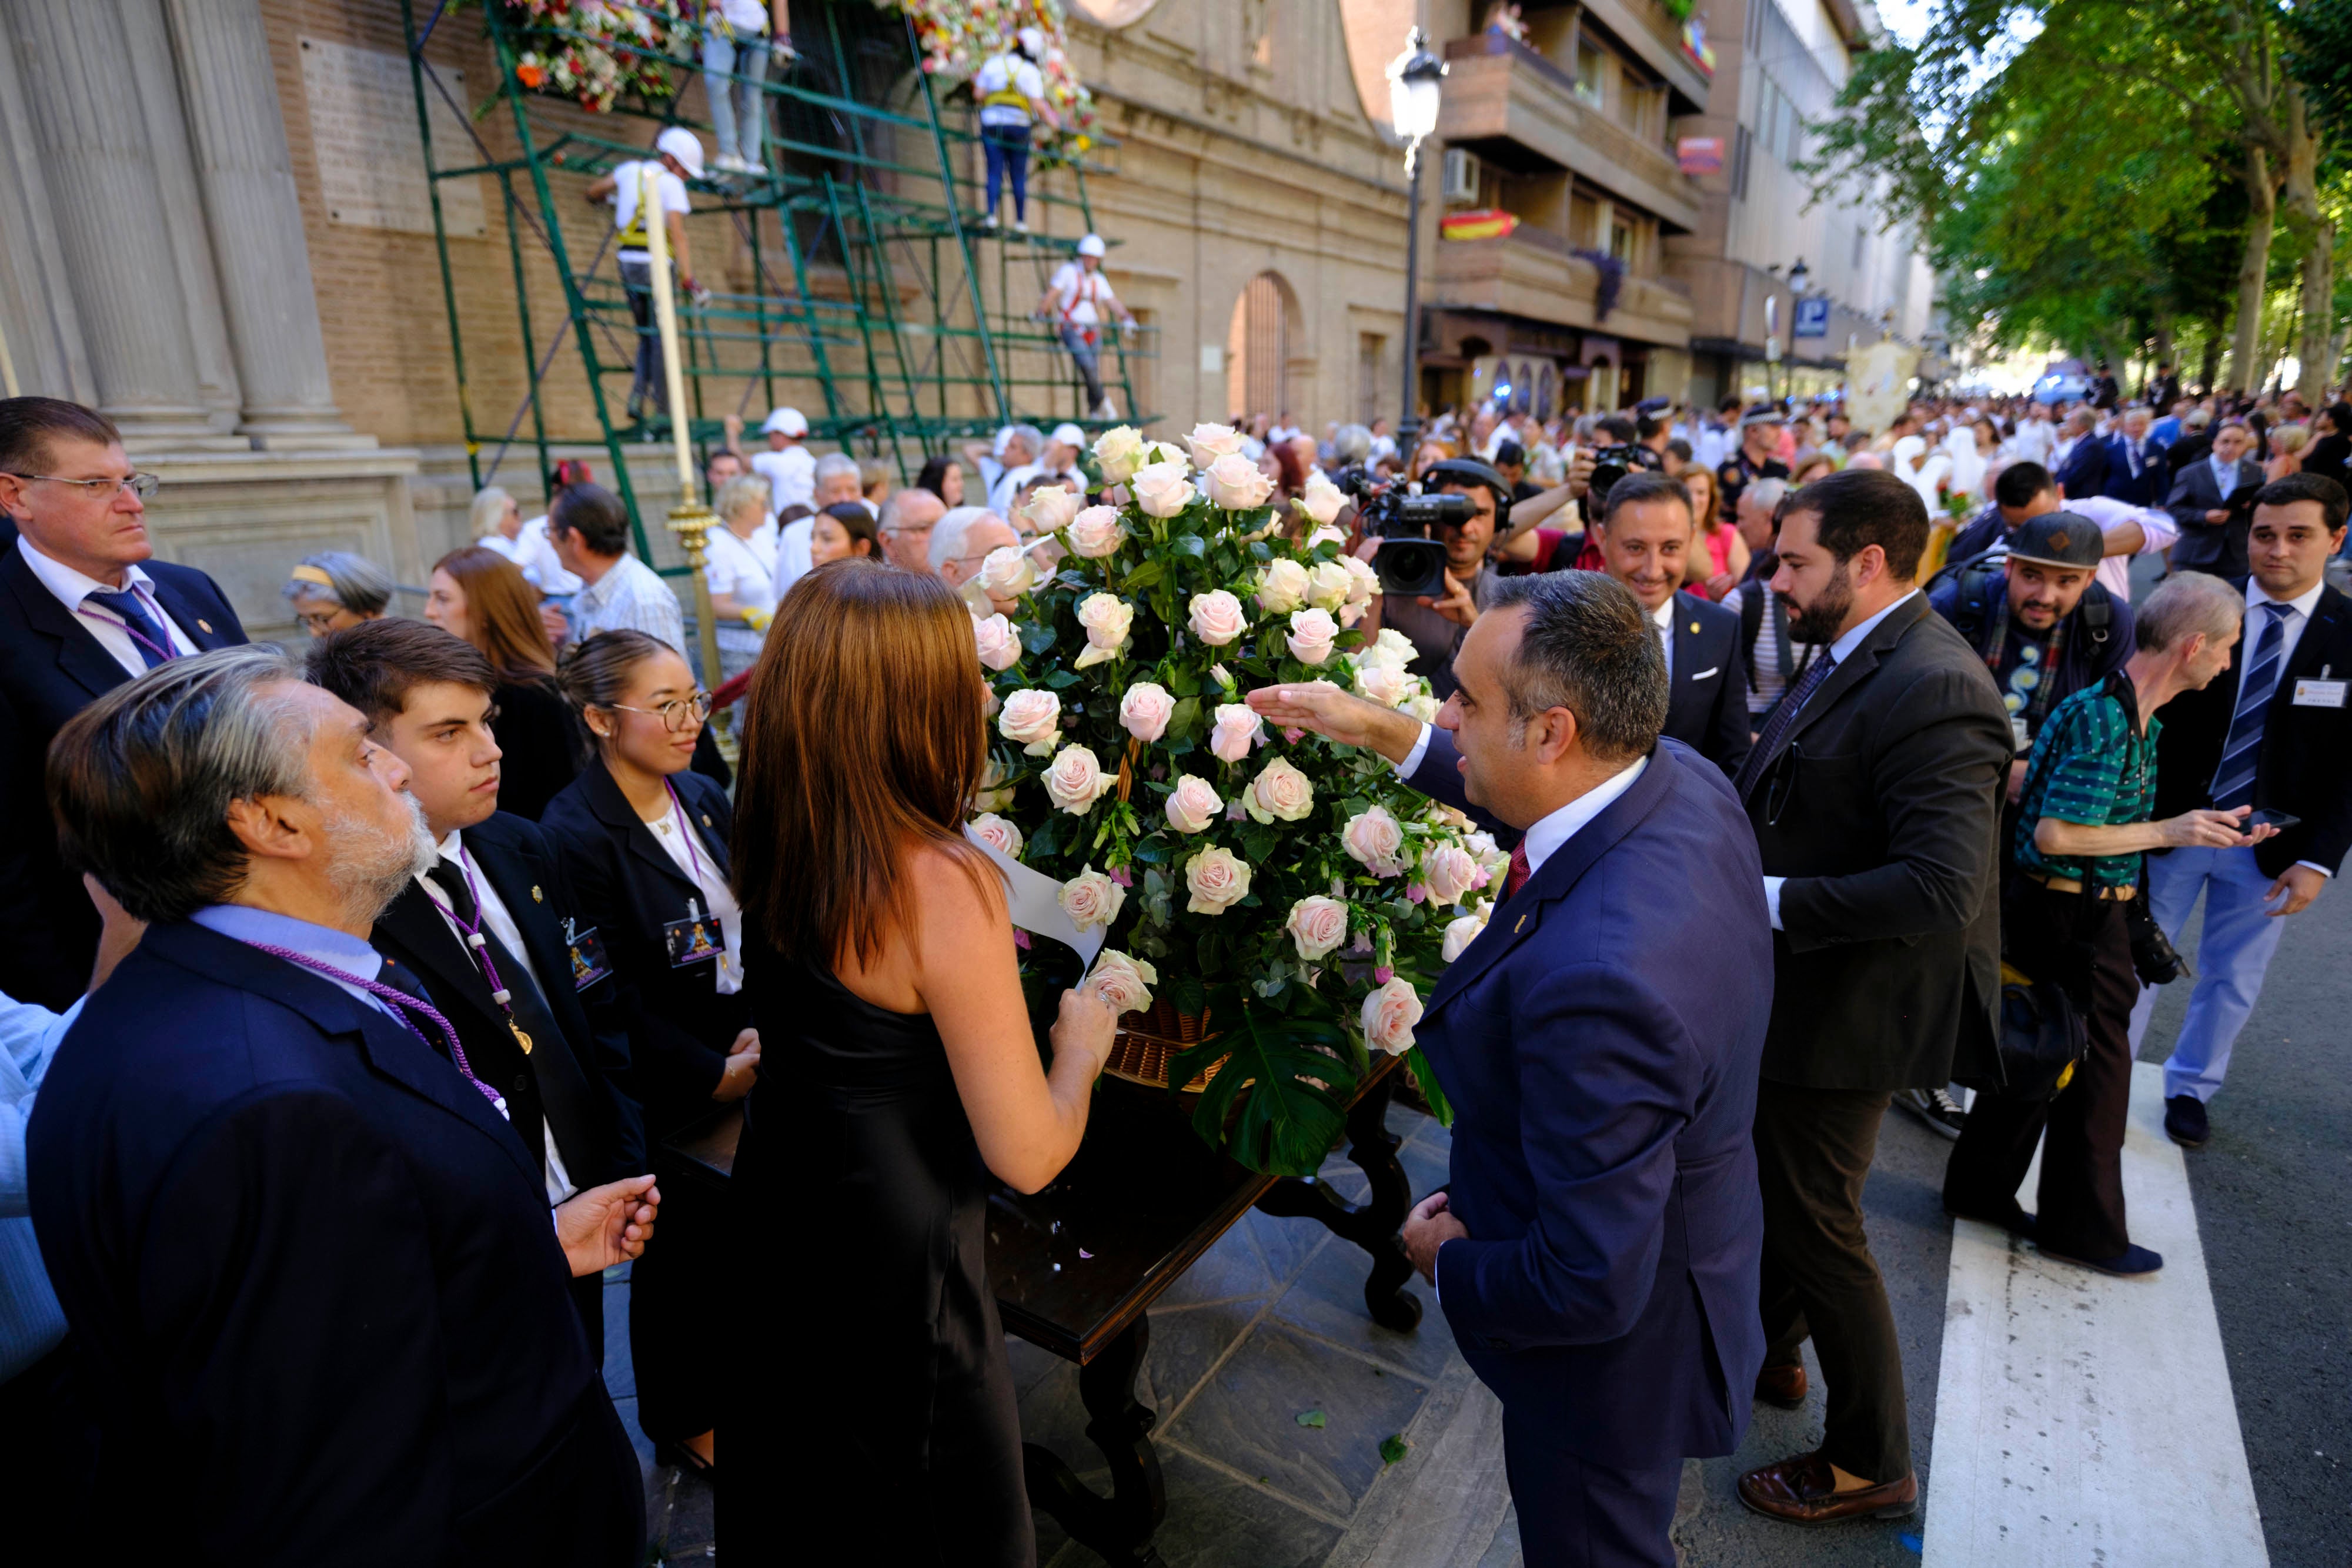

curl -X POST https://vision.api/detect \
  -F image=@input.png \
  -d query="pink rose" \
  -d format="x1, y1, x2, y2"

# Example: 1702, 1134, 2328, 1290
1285, 608, 1338, 666
1245, 755, 1315, 824
1185, 422, 1247, 464
977, 545, 1035, 599
1043, 744, 1112, 814
1067, 504, 1126, 559
997, 688, 1062, 755
1422, 843, 1479, 907
1255, 559, 1309, 613
1296, 469, 1346, 527
1442, 907, 1490, 963
1088, 950, 1158, 1015
968, 811, 1023, 860
1183, 845, 1252, 914
1120, 681, 1174, 743
1209, 703, 1263, 764
1073, 591, 1133, 670
1188, 589, 1248, 646
1341, 805, 1406, 876
1130, 457, 1195, 519
1091, 426, 1146, 484
1164, 773, 1222, 834
1284, 895, 1349, 961
1018, 483, 1082, 535
1359, 976, 1424, 1055
1352, 661, 1413, 708
1058, 864, 1126, 932
1204, 452, 1275, 510
1306, 560, 1354, 611
973, 611, 1022, 672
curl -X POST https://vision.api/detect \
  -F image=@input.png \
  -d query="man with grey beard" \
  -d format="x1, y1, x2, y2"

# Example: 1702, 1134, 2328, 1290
28, 647, 660, 1566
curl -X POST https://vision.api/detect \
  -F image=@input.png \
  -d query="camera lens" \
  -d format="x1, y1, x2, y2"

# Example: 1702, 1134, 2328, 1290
1374, 537, 1452, 598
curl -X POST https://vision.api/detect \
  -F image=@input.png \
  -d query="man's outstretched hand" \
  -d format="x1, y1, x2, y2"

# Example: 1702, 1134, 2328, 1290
556, 1175, 661, 1278
1245, 681, 1426, 765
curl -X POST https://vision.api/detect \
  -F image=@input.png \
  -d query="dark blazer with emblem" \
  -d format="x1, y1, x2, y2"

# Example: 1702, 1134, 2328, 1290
0, 542, 245, 1007
2150, 579, 2352, 878
539, 760, 746, 1132
369, 810, 646, 1187
1405, 733, 1772, 1466
2054, 434, 2108, 500
1738, 594, 2013, 1090
2163, 455, 2264, 577
2097, 433, 2169, 507
1662, 589, 1753, 777
25, 920, 642, 1566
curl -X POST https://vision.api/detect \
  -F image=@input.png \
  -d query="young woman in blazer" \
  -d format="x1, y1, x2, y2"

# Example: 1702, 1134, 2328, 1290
542, 630, 756, 1487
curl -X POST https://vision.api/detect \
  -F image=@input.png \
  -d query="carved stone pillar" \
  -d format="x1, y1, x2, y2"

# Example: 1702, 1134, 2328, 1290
165, 0, 366, 447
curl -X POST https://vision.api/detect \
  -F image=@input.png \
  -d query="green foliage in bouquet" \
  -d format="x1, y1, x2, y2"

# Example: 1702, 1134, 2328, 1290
964, 424, 1508, 1176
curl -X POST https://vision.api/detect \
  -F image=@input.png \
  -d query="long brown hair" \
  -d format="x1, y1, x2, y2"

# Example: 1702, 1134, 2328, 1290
732, 559, 997, 968
433, 546, 557, 680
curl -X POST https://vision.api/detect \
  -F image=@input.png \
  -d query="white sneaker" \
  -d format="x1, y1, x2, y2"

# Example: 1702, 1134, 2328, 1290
1093, 396, 1119, 420
713, 153, 746, 174
981, 213, 999, 231
741, 159, 768, 176
1012, 219, 1030, 235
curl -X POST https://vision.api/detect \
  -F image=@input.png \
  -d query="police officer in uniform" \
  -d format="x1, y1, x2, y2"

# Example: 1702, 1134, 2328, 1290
1717, 406, 1792, 525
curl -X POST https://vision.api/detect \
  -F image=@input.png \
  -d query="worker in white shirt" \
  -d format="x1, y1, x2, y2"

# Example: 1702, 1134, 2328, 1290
1035, 235, 1135, 421
586, 127, 705, 423
751, 407, 815, 513
973, 29, 1052, 233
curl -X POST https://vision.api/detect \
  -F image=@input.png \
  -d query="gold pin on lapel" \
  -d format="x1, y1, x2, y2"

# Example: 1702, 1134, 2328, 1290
701, 813, 714, 827
198, 618, 214, 633
530, 885, 544, 903
1515, 914, 1528, 932
1689, 621, 1700, 634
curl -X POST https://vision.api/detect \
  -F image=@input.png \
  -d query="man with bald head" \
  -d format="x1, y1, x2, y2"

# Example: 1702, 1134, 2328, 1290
878, 487, 947, 573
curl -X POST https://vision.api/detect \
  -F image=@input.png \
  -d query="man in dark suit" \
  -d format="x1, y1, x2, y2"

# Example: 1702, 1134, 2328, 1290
1730, 467, 2012, 1524
0, 397, 245, 1008
1249, 570, 1773, 1568
2163, 417, 2265, 577
31, 648, 657, 1566
305, 620, 647, 1341
2099, 405, 2168, 507
1583, 469, 1752, 775
2130, 474, 2352, 1148
2052, 407, 2107, 500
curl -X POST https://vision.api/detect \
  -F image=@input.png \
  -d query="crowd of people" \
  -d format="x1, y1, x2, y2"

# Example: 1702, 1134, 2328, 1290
0, 360, 2344, 1564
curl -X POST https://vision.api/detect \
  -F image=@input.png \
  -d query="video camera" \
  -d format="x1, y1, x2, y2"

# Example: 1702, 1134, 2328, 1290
1583, 441, 1662, 517
1332, 461, 1509, 599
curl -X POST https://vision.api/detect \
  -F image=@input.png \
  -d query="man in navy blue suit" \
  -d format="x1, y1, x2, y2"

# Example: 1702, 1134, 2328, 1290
31, 648, 658, 1565
1251, 571, 1773, 1567
0, 397, 246, 1008
2099, 404, 2169, 507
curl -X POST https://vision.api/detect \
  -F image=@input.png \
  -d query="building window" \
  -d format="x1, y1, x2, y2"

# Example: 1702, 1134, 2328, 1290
1358, 332, 1387, 424
1574, 41, 1604, 107
1609, 215, 1634, 264
1732, 125, 1752, 200
1227, 271, 1292, 421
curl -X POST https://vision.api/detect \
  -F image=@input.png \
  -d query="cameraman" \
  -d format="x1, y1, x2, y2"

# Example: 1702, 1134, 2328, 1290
1368, 458, 1514, 695
1941, 571, 2264, 1277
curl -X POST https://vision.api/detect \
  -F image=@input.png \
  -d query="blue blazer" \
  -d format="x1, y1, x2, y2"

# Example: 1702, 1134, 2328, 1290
2097, 433, 2167, 506
1407, 733, 1772, 1465
26, 920, 640, 1566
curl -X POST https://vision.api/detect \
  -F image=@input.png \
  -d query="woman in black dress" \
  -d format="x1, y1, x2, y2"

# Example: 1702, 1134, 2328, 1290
727, 560, 1115, 1564
425, 546, 584, 820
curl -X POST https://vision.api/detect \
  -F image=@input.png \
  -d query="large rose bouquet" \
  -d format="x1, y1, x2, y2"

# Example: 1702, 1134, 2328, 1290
881, 0, 1100, 161
968, 424, 1501, 1176
501, 1, 689, 111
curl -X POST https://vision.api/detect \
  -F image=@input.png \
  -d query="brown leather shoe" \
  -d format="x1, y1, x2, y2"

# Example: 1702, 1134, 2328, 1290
1738, 1450, 1918, 1524
1755, 1363, 1808, 1409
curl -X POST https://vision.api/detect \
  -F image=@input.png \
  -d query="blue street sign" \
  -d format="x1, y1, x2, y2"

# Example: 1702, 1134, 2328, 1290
1793, 296, 1830, 339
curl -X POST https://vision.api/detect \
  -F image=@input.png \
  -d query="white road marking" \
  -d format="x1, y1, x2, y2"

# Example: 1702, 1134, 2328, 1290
1925, 1061, 2269, 1566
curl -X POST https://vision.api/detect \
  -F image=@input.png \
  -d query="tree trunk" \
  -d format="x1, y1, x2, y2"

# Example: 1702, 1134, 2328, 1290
2151, 317, 2176, 393
2278, 88, 2336, 404
2229, 144, 2277, 395
2197, 327, 2223, 394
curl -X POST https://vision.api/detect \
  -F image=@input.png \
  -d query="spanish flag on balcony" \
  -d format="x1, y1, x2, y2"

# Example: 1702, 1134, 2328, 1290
1440, 209, 1519, 242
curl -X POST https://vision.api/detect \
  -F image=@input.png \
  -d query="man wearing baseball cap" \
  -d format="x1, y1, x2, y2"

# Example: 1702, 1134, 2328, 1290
1036, 234, 1137, 420
586, 127, 707, 423
1715, 404, 1790, 525
751, 406, 813, 513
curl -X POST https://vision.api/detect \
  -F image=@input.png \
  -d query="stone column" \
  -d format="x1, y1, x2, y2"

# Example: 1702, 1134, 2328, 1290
165, 0, 366, 449
2, 2, 234, 444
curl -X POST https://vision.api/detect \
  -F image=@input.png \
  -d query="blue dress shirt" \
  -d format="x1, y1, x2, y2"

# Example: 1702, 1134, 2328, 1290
1, 991, 80, 1382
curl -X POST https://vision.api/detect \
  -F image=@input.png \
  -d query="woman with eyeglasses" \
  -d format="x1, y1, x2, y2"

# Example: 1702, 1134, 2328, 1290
281, 550, 393, 637
540, 628, 754, 1488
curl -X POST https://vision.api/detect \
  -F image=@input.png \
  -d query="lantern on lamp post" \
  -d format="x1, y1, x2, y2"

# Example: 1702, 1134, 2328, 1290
1387, 29, 1446, 447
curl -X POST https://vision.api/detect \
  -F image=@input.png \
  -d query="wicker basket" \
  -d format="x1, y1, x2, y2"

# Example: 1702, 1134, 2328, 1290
1104, 998, 1228, 1092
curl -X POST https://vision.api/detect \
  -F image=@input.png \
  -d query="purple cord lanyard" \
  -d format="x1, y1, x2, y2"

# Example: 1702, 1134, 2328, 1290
660, 777, 707, 888
74, 584, 180, 665
437, 850, 535, 1057
238, 939, 510, 1119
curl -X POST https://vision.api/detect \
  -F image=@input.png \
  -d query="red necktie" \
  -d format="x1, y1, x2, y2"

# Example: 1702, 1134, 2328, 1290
1502, 843, 1532, 904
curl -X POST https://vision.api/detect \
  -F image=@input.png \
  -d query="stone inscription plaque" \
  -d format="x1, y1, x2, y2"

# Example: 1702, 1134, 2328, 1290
299, 36, 487, 239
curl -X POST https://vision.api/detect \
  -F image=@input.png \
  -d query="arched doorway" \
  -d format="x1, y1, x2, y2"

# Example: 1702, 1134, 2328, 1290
1226, 272, 1293, 420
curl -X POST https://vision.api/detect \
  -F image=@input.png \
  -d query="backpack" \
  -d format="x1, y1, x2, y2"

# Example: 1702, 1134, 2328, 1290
1927, 545, 2113, 655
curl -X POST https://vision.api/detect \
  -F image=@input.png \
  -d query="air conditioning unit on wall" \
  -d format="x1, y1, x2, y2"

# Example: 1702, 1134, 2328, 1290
1442, 148, 1479, 204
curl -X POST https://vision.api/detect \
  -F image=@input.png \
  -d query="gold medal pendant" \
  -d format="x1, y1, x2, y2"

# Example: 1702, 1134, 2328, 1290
510, 1022, 534, 1055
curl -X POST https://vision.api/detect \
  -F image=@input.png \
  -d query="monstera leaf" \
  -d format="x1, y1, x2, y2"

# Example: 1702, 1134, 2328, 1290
1170, 1008, 1358, 1178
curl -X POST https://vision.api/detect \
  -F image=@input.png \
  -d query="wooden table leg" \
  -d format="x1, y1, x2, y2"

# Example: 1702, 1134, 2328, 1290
1253, 1071, 1424, 1332
1021, 1314, 1168, 1565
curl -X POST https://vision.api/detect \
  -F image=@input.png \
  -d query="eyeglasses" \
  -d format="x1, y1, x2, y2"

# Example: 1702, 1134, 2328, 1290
609, 691, 714, 731
5, 472, 162, 500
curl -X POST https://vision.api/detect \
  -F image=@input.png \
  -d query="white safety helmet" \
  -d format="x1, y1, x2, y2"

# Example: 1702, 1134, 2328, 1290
761, 407, 809, 437
1017, 26, 1046, 58
1050, 423, 1088, 450
1077, 233, 1107, 258
654, 125, 706, 182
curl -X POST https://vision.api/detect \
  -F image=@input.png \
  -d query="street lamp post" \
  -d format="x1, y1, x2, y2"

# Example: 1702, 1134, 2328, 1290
1388, 29, 1445, 451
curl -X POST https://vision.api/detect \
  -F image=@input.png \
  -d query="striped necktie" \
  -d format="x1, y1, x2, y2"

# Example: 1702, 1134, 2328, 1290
2210, 602, 2291, 811
82, 587, 173, 668
1734, 648, 1838, 800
